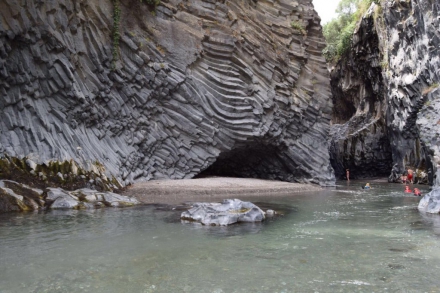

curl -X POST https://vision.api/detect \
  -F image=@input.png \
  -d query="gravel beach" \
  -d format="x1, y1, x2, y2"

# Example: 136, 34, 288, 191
122, 177, 323, 204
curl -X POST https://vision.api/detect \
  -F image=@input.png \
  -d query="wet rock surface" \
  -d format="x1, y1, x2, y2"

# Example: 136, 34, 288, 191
0, 180, 139, 212
0, 180, 44, 212
0, 0, 334, 186
329, 1, 440, 185
181, 199, 265, 226
418, 188, 440, 214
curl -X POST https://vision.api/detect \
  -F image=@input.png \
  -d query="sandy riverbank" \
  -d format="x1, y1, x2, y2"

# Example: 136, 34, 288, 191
122, 177, 323, 204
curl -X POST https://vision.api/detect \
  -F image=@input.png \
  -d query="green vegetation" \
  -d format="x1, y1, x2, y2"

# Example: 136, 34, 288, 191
111, 0, 121, 70
141, 0, 161, 7
422, 82, 439, 96
111, 0, 161, 69
322, 0, 381, 63
291, 21, 306, 35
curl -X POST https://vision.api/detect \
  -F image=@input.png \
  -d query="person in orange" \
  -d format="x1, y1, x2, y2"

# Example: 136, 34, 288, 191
346, 169, 350, 181
404, 185, 412, 193
407, 168, 414, 183
413, 188, 422, 196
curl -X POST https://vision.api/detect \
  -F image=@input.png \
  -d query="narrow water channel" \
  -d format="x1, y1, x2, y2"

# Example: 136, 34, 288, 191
1, 180, 439, 292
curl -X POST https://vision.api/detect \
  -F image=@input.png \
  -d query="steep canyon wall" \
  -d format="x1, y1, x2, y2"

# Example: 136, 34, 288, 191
330, 0, 440, 185
0, 0, 335, 188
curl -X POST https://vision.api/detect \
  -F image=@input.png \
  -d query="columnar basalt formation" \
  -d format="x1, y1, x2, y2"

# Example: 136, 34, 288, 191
0, 0, 335, 188
385, 0, 440, 186
330, 0, 439, 184
329, 5, 393, 179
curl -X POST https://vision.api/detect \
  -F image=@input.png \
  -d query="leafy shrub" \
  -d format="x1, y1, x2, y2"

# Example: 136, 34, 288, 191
336, 21, 356, 57
141, 0, 161, 8
291, 21, 306, 35
111, 0, 121, 70
322, 0, 382, 63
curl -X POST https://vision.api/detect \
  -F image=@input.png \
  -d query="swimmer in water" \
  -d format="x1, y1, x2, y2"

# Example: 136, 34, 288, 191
413, 188, 422, 196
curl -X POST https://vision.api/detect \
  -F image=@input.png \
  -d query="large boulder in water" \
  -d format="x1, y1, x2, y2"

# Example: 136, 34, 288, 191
181, 199, 265, 226
418, 188, 440, 214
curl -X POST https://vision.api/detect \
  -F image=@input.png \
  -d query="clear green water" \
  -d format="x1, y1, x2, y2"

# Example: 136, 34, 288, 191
1, 181, 440, 293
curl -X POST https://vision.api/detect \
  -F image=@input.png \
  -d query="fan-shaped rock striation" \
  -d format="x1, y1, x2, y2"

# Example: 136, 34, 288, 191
0, 0, 335, 187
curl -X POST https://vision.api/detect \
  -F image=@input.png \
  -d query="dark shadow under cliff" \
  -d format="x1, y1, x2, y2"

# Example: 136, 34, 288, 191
197, 144, 293, 181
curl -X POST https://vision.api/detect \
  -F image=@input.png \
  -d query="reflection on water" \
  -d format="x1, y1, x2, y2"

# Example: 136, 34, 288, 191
1, 181, 440, 293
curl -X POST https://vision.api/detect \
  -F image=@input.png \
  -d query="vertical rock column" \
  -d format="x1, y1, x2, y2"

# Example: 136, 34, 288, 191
384, 0, 440, 184
329, 4, 393, 180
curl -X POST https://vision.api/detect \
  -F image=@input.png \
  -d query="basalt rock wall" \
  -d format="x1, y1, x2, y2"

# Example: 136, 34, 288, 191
329, 6, 392, 180
330, 0, 440, 185
0, 0, 335, 187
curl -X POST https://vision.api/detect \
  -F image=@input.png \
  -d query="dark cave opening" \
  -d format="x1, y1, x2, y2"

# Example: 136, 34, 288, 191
196, 144, 292, 181
330, 134, 394, 180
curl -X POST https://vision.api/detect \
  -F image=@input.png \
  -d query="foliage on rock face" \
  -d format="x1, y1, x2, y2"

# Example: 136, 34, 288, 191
111, 0, 121, 69
111, 0, 161, 69
322, 0, 381, 63
140, 0, 161, 8
291, 21, 306, 35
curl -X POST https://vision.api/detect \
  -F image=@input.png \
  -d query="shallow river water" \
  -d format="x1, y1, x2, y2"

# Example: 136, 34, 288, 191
1, 180, 440, 293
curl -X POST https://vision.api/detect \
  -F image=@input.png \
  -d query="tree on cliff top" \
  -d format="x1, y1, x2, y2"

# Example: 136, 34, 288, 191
322, 0, 380, 63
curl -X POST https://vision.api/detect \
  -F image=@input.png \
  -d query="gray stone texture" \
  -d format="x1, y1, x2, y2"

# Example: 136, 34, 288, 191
181, 199, 265, 226
45, 186, 139, 209
0, 0, 335, 186
0, 179, 44, 211
329, 1, 440, 185
329, 4, 393, 180
418, 188, 440, 214
0, 179, 139, 212
47, 188, 80, 209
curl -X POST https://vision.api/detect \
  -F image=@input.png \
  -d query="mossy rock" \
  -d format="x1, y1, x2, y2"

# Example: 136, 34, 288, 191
0, 156, 121, 192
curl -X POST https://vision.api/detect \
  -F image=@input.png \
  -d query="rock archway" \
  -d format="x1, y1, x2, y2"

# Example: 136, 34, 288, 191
197, 144, 292, 181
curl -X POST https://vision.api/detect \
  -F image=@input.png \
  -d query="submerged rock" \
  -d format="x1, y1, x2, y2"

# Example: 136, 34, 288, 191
181, 199, 265, 226
418, 188, 440, 214
266, 209, 275, 217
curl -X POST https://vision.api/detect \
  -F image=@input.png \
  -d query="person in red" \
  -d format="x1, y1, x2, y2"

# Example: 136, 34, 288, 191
407, 168, 414, 183
413, 188, 422, 196
404, 185, 412, 193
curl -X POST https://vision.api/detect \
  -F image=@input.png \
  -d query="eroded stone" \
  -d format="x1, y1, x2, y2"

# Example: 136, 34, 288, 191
181, 199, 265, 226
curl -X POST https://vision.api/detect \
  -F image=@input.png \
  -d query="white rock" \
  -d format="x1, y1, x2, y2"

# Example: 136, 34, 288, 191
181, 199, 265, 226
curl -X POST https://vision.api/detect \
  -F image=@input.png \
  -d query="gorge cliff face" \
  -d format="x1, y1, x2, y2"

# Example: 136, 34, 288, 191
329, 5, 392, 180
0, 0, 335, 187
330, 0, 440, 185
